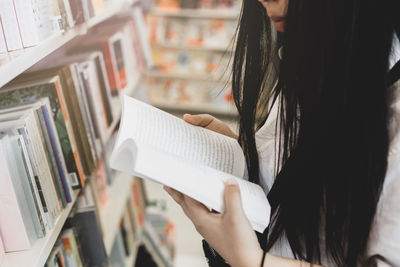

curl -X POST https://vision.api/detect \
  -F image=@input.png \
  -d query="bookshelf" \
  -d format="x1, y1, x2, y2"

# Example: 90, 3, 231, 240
0, 0, 140, 89
152, 101, 237, 117
149, 7, 240, 20
144, 70, 228, 83
145, 4, 239, 117
151, 43, 234, 53
0, 0, 176, 266
1, 189, 80, 267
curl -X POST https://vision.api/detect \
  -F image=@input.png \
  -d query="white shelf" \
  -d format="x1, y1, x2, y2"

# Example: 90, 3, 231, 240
2, 189, 81, 267
151, 43, 234, 53
145, 71, 229, 83
152, 101, 237, 116
99, 172, 134, 254
0, 0, 137, 89
149, 7, 240, 20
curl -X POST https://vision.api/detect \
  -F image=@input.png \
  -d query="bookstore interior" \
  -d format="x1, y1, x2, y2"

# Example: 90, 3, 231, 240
0, 0, 241, 266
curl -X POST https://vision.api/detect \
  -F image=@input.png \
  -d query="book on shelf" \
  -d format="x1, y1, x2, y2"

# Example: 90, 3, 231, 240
0, 103, 70, 209
0, 135, 37, 251
74, 29, 128, 93
7, 134, 47, 238
13, 0, 55, 47
0, 0, 24, 51
0, 21, 7, 54
22, 66, 101, 177
46, 241, 67, 267
111, 95, 270, 233
0, 110, 64, 226
0, 76, 86, 189
61, 229, 84, 267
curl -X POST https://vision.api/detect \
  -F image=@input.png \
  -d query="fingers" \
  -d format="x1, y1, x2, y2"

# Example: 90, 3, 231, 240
164, 186, 219, 227
183, 114, 215, 128
164, 186, 184, 204
223, 178, 243, 219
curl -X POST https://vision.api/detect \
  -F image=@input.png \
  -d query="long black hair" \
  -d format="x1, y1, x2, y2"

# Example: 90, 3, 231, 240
232, 0, 400, 266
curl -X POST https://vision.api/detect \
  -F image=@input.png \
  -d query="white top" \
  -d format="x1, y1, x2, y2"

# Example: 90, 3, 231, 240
255, 39, 400, 266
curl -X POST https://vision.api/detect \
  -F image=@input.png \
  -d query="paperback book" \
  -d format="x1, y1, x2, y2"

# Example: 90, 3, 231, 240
110, 95, 270, 232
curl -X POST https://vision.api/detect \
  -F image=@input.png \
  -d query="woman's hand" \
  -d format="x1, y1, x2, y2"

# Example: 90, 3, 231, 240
164, 179, 264, 267
183, 114, 238, 139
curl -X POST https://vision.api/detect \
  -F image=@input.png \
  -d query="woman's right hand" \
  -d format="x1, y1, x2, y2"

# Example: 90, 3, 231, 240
183, 114, 238, 139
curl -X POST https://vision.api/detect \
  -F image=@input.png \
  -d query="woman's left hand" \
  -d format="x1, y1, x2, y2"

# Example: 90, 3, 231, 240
164, 178, 264, 267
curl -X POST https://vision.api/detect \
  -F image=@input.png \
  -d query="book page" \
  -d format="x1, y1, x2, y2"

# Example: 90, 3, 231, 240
111, 140, 270, 233
115, 95, 245, 177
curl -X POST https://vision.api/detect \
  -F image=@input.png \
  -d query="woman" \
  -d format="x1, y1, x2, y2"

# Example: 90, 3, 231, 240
164, 0, 400, 266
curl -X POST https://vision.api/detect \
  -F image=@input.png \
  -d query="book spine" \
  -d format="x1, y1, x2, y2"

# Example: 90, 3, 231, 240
14, 126, 55, 229
0, 0, 23, 51
70, 64, 100, 162
61, 229, 83, 267
94, 53, 114, 126
24, 115, 63, 218
78, 63, 107, 144
0, 18, 7, 54
64, 65, 96, 172
69, 0, 86, 25
36, 109, 69, 206
61, 0, 75, 28
102, 42, 120, 91
0, 138, 32, 251
41, 104, 73, 203
86, 61, 108, 141
11, 136, 46, 238
18, 136, 49, 235
54, 79, 86, 188
110, 38, 128, 90
12, 0, 41, 47
51, 0, 65, 33
4, 137, 38, 245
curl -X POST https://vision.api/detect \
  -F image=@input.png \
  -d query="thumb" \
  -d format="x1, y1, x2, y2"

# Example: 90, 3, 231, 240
224, 178, 243, 218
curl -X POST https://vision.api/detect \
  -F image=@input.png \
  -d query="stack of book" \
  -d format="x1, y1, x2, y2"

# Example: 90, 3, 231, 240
0, 0, 111, 64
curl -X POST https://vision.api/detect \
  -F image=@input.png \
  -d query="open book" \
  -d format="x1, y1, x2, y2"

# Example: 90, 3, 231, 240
110, 95, 270, 232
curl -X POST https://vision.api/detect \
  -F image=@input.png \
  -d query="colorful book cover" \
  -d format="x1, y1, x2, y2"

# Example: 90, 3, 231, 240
41, 104, 72, 202
35, 108, 68, 207
0, 77, 86, 188
61, 229, 83, 267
